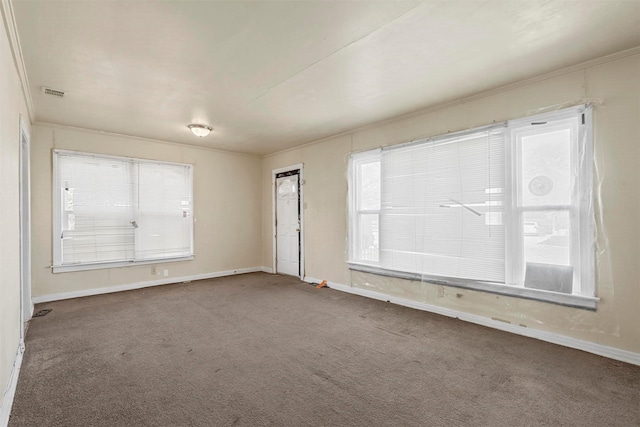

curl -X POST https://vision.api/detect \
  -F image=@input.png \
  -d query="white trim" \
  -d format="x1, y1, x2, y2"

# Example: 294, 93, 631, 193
19, 115, 32, 341
272, 164, 304, 175
32, 267, 264, 304
18, 114, 29, 141
0, 0, 35, 123
303, 276, 640, 366
298, 167, 305, 279
271, 164, 305, 279
271, 174, 277, 275
0, 342, 24, 427
261, 266, 274, 274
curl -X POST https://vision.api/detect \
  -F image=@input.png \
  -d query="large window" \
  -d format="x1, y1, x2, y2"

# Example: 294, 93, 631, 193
53, 150, 194, 272
348, 106, 595, 308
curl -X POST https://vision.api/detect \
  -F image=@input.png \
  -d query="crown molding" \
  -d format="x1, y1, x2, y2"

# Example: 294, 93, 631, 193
1, 0, 35, 123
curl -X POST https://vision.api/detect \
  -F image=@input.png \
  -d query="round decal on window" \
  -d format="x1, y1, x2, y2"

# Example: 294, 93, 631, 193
528, 175, 553, 197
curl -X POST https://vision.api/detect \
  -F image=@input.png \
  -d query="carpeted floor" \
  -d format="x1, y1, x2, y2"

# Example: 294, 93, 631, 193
9, 273, 640, 426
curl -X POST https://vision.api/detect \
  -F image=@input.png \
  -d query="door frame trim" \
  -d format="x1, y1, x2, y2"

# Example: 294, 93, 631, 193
272, 163, 304, 279
19, 114, 32, 342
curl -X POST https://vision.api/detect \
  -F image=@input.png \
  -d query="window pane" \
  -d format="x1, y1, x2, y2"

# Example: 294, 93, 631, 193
59, 155, 134, 264
357, 214, 379, 262
277, 178, 297, 196
136, 163, 192, 260
358, 161, 380, 211
520, 128, 572, 206
523, 210, 571, 266
522, 211, 573, 294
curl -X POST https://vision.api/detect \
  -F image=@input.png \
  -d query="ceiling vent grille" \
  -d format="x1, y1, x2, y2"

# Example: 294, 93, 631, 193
41, 86, 66, 98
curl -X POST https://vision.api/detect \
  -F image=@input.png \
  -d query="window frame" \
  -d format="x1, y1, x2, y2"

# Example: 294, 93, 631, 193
348, 149, 381, 265
507, 107, 595, 298
347, 106, 597, 309
52, 150, 194, 273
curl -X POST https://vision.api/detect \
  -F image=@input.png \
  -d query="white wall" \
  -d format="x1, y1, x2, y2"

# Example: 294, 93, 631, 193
262, 52, 640, 355
30, 125, 262, 298
0, 4, 31, 421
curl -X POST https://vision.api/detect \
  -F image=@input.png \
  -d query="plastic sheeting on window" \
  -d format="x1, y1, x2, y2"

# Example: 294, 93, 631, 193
53, 150, 194, 270
347, 102, 610, 316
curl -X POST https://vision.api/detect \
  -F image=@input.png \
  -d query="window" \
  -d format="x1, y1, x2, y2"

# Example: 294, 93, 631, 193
348, 106, 595, 309
53, 150, 194, 272
351, 150, 381, 264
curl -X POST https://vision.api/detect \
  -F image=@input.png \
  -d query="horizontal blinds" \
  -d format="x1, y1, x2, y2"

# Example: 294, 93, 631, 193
56, 152, 193, 266
136, 162, 192, 260
379, 130, 506, 282
59, 154, 135, 264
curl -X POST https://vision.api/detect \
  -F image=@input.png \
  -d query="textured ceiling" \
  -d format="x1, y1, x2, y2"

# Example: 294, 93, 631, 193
13, 1, 640, 155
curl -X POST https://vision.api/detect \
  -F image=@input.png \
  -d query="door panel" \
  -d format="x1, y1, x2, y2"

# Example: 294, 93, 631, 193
276, 173, 300, 276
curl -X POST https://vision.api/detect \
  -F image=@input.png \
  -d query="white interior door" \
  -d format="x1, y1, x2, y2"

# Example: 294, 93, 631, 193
19, 121, 32, 334
276, 173, 300, 276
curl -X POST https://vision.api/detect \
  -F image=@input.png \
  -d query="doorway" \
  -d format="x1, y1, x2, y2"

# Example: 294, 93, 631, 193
272, 164, 304, 278
19, 116, 32, 339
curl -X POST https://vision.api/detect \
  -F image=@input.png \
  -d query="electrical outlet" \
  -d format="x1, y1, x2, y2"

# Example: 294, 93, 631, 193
163, 269, 169, 277
151, 266, 157, 275
437, 285, 445, 298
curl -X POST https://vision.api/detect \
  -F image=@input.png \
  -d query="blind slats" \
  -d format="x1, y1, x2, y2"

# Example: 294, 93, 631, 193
379, 130, 506, 282
56, 152, 193, 266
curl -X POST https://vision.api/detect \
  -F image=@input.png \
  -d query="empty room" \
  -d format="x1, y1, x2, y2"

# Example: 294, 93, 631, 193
1, 1, 639, 425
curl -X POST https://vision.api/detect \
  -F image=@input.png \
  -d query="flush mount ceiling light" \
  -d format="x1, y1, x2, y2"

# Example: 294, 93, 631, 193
188, 124, 213, 137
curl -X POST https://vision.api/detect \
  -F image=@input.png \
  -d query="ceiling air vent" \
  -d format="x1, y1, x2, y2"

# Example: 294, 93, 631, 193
41, 86, 66, 98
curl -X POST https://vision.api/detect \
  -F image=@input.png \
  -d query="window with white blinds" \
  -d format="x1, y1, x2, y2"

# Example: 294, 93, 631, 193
348, 106, 596, 308
380, 129, 506, 282
53, 150, 193, 272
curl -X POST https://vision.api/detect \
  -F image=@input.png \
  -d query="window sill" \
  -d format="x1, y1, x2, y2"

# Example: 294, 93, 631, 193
348, 262, 598, 310
52, 256, 195, 273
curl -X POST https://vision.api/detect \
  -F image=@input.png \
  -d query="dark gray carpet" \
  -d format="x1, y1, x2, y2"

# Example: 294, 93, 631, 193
9, 273, 640, 426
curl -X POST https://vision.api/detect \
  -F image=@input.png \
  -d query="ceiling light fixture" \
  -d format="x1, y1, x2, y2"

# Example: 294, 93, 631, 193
188, 124, 213, 137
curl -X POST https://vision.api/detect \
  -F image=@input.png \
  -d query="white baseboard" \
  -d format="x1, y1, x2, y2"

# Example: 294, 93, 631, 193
32, 267, 266, 304
304, 276, 640, 366
0, 341, 24, 427
261, 266, 274, 274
